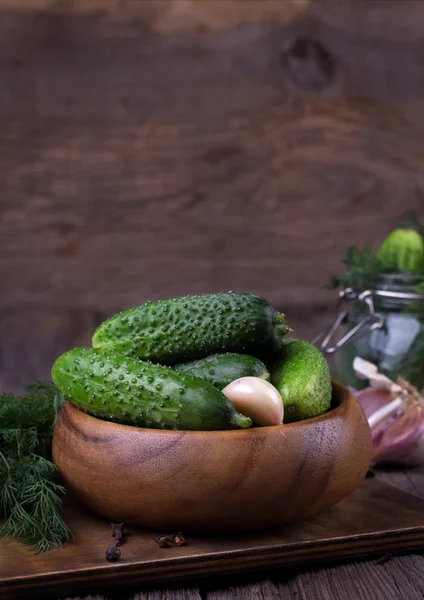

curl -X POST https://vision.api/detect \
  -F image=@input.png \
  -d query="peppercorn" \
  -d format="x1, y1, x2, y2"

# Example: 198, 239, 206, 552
105, 546, 121, 562
174, 533, 186, 546
157, 535, 171, 548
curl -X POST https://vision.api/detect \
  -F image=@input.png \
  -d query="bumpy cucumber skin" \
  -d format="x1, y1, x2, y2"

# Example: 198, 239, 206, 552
92, 293, 289, 365
52, 348, 252, 431
377, 229, 424, 273
174, 353, 270, 390
270, 339, 332, 423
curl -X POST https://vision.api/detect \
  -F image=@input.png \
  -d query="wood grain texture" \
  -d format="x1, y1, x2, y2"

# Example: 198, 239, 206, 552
51, 382, 371, 532
0, 308, 106, 394
1, 2, 424, 314
3, 476, 424, 600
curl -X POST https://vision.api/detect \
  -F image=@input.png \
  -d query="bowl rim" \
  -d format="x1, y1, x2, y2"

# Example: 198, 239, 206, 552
59, 380, 359, 438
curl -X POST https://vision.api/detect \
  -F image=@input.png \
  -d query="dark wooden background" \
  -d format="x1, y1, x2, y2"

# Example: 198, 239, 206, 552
2, 0, 424, 393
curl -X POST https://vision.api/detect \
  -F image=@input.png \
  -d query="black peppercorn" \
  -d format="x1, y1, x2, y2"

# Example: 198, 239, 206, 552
157, 536, 170, 548
106, 546, 121, 562
174, 533, 186, 546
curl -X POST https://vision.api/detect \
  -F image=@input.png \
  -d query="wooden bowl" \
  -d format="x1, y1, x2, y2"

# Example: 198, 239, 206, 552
52, 381, 372, 533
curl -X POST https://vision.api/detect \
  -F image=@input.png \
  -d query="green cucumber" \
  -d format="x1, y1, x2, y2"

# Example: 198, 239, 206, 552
270, 339, 332, 423
377, 228, 424, 273
92, 293, 289, 365
174, 353, 270, 390
51, 347, 252, 431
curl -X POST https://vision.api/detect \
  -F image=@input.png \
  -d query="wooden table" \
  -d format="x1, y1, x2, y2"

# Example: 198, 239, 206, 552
62, 465, 424, 600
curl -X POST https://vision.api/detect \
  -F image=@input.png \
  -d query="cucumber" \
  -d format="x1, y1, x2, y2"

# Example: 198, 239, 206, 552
174, 353, 270, 390
270, 339, 332, 423
92, 293, 289, 365
51, 347, 252, 431
377, 228, 424, 273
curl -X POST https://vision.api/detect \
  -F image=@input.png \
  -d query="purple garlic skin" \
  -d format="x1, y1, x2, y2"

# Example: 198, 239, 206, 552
356, 387, 392, 419
373, 404, 424, 467
356, 388, 396, 455
356, 387, 424, 467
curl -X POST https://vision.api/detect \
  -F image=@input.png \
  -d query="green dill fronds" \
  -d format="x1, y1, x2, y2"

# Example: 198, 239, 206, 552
327, 245, 384, 291
0, 383, 71, 552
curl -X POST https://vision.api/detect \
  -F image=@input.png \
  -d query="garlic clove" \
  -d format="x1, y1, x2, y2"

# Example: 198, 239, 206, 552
222, 377, 284, 426
353, 357, 401, 392
353, 357, 379, 380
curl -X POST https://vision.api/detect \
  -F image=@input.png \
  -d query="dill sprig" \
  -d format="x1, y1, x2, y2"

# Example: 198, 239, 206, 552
327, 244, 386, 291
0, 383, 72, 553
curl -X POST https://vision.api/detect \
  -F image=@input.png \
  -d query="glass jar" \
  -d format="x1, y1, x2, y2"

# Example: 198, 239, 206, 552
315, 274, 424, 392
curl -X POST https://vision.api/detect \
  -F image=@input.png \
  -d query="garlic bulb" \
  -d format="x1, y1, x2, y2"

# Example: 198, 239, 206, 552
373, 403, 424, 466
354, 358, 424, 466
222, 377, 284, 426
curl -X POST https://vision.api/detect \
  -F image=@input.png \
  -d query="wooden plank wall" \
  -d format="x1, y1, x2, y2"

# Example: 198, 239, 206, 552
1, 0, 424, 392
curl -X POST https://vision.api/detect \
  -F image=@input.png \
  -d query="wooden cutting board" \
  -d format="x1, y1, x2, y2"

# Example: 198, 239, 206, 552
2, 475, 424, 600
